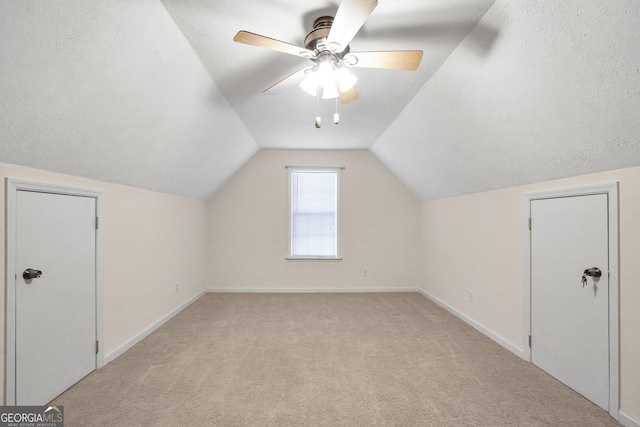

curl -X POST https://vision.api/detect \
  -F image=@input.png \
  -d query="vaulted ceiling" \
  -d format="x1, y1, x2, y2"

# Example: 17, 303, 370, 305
1, 1, 639, 200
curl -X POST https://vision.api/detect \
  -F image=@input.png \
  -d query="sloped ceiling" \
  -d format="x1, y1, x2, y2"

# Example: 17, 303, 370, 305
0, 1, 258, 199
1, 1, 639, 201
372, 0, 640, 200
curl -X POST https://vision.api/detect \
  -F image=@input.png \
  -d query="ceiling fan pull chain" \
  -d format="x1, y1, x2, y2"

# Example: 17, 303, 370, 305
315, 88, 322, 128
334, 97, 340, 124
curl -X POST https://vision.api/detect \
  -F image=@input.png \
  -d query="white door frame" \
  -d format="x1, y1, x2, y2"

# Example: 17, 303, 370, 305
4, 178, 106, 405
522, 182, 619, 419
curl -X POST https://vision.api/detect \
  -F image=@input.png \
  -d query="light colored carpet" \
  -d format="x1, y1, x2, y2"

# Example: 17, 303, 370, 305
53, 293, 620, 426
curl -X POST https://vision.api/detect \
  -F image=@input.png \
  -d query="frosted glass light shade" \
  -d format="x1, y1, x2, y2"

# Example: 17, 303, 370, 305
317, 61, 335, 89
322, 83, 340, 99
336, 67, 357, 92
299, 62, 357, 98
299, 73, 319, 96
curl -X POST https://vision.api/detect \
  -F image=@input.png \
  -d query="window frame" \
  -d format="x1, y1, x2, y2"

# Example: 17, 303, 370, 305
287, 166, 342, 261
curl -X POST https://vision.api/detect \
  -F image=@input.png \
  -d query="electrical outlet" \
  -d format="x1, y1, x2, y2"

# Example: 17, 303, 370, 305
362, 268, 368, 277
175, 283, 179, 293
468, 291, 473, 303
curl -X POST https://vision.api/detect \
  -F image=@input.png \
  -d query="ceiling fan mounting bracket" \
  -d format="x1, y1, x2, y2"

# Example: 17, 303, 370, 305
312, 16, 334, 30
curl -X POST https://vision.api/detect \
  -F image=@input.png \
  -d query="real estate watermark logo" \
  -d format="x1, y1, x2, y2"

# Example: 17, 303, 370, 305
0, 406, 63, 427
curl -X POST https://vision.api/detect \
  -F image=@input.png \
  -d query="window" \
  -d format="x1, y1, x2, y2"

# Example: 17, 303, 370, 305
288, 167, 341, 259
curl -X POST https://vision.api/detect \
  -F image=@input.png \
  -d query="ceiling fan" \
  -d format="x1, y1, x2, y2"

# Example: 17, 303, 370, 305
233, 0, 423, 127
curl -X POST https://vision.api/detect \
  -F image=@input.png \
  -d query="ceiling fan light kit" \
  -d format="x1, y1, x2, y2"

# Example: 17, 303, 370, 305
233, 0, 423, 127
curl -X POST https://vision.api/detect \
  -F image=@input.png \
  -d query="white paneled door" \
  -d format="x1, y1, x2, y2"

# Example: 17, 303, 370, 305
15, 190, 97, 405
530, 194, 609, 410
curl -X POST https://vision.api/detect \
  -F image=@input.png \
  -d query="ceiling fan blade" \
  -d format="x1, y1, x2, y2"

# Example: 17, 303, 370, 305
264, 68, 310, 95
339, 87, 359, 104
345, 51, 423, 70
326, 0, 378, 53
234, 31, 315, 58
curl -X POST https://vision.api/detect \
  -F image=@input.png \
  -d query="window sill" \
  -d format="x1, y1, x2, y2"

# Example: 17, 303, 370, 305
286, 257, 343, 261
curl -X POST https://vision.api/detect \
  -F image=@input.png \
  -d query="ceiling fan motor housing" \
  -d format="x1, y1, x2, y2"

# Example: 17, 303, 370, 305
304, 16, 350, 62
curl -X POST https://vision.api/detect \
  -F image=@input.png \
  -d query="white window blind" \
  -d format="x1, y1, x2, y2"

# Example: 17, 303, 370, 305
289, 168, 340, 258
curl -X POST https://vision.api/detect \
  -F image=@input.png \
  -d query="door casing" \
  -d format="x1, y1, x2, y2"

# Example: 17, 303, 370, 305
4, 178, 106, 405
523, 182, 619, 420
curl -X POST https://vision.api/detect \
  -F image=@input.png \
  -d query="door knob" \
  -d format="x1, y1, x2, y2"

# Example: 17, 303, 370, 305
583, 267, 602, 278
23, 268, 42, 280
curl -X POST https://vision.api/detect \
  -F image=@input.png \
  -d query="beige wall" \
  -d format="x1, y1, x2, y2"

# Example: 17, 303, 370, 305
0, 162, 207, 403
206, 149, 421, 291
4, 153, 638, 420
419, 165, 640, 421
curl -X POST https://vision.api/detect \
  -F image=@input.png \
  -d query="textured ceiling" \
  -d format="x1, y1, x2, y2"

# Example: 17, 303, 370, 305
0, 0, 258, 199
1, 1, 639, 201
372, 0, 640, 200
160, 0, 497, 149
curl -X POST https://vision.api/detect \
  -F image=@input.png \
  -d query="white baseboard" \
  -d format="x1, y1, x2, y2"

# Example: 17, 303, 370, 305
102, 290, 206, 365
207, 287, 418, 294
416, 288, 525, 359
101, 287, 534, 369
620, 411, 640, 427
102, 288, 526, 366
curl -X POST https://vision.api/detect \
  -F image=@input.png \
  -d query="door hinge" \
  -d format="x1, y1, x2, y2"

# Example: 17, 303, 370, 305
528, 218, 532, 230
95, 217, 99, 230
96, 340, 99, 354
528, 335, 532, 348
